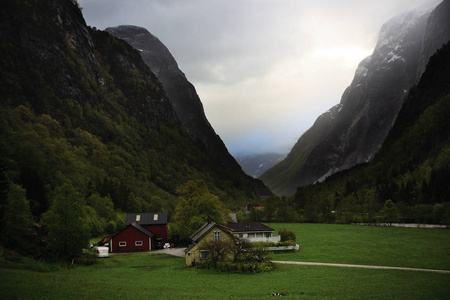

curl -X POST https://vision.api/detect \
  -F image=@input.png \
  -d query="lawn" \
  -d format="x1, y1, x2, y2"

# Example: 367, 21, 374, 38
1, 253, 449, 299
271, 223, 450, 270
1, 224, 449, 299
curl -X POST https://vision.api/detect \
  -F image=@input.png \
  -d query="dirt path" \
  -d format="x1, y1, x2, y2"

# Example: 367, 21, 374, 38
272, 260, 450, 274
110, 250, 449, 274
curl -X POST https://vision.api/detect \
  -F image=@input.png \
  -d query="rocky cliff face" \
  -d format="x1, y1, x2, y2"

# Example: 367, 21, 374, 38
261, 1, 450, 196
105, 25, 244, 174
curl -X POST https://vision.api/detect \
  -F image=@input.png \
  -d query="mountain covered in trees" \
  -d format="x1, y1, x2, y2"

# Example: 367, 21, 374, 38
261, 1, 450, 196
0, 0, 271, 256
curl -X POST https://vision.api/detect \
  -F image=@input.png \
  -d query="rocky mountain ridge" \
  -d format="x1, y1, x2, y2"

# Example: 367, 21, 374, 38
261, 1, 450, 196
105, 25, 244, 175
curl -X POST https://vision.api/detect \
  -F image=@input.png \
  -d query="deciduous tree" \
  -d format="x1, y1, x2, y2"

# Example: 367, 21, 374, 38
43, 183, 89, 260
1, 184, 33, 250
170, 180, 229, 243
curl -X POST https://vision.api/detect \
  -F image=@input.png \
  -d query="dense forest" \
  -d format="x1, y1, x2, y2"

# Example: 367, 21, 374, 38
0, 0, 269, 259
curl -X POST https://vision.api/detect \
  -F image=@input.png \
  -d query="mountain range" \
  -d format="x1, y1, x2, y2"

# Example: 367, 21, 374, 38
236, 153, 286, 178
261, 0, 450, 196
1, 0, 448, 231
0, 0, 270, 229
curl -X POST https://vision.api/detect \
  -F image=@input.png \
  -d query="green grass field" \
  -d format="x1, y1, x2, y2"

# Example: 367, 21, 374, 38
1, 224, 449, 299
271, 223, 450, 270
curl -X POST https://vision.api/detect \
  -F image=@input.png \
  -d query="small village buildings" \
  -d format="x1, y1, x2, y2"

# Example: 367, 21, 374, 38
109, 212, 168, 253
226, 221, 280, 243
184, 219, 235, 266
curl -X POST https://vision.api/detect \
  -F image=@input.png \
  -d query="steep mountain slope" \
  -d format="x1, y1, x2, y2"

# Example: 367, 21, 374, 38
236, 153, 286, 178
0, 0, 269, 228
262, 1, 450, 196
292, 40, 450, 224
104, 26, 242, 172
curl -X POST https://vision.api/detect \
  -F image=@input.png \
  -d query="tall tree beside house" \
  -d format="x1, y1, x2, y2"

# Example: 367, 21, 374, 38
170, 180, 229, 244
43, 183, 89, 260
1, 184, 34, 251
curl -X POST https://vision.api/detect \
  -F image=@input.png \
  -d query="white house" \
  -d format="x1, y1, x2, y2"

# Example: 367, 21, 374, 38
226, 221, 281, 243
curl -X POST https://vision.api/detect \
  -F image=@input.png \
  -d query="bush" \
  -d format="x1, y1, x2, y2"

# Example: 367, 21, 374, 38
74, 250, 98, 266
200, 260, 275, 273
278, 229, 296, 242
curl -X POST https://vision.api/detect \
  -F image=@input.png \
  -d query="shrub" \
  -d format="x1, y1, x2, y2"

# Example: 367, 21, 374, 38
74, 250, 98, 266
209, 261, 274, 273
279, 229, 296, 242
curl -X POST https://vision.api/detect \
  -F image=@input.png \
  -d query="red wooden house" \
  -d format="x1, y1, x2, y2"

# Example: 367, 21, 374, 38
109, 212, 168, 253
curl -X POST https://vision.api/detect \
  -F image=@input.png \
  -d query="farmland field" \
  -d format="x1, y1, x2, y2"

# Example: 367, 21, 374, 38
1, 224, 449, 299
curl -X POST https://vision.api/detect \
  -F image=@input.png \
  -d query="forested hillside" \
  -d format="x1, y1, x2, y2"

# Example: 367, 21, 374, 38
287, 42, 450, 224
0, 0, 270, 257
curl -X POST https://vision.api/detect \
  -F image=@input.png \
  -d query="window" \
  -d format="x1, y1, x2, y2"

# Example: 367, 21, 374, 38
199, 251, 209, 260
153, 214, 158, 221
136, 215, 140, 221
214, 231, 221, 241
119, 241, 126, 247
239, 233, 243, 238
265, 232, 271, 237
135, 241, 143, 246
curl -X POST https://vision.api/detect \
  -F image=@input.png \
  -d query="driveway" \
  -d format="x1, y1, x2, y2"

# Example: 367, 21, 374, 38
272, 261, 450, 274
152, 247, 186, 258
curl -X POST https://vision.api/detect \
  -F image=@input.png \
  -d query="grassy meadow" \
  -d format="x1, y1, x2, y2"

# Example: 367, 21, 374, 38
1, 223, 449, 299
271, 223, 450, 270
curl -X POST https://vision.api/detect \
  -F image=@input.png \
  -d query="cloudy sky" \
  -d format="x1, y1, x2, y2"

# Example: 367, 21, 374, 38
78, 0, 440, 157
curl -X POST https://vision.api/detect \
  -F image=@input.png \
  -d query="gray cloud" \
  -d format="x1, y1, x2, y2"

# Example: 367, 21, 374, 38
79, 0, 441, 156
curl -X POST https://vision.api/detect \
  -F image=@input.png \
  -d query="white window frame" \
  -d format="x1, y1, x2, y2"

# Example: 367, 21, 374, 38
214, 231, 221, 241
119, 241, 126, 247
135, 241, 143, 246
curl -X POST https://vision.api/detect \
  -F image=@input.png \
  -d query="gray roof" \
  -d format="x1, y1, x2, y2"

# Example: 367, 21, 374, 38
189, 222, 217, 242
125, 212, 168, 225
111, 221, 155, 239
130, 222, 155, 237
226, 221, 274, 232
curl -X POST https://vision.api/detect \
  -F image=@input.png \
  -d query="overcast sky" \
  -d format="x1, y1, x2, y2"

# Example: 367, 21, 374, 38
78, 0, 440, 157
